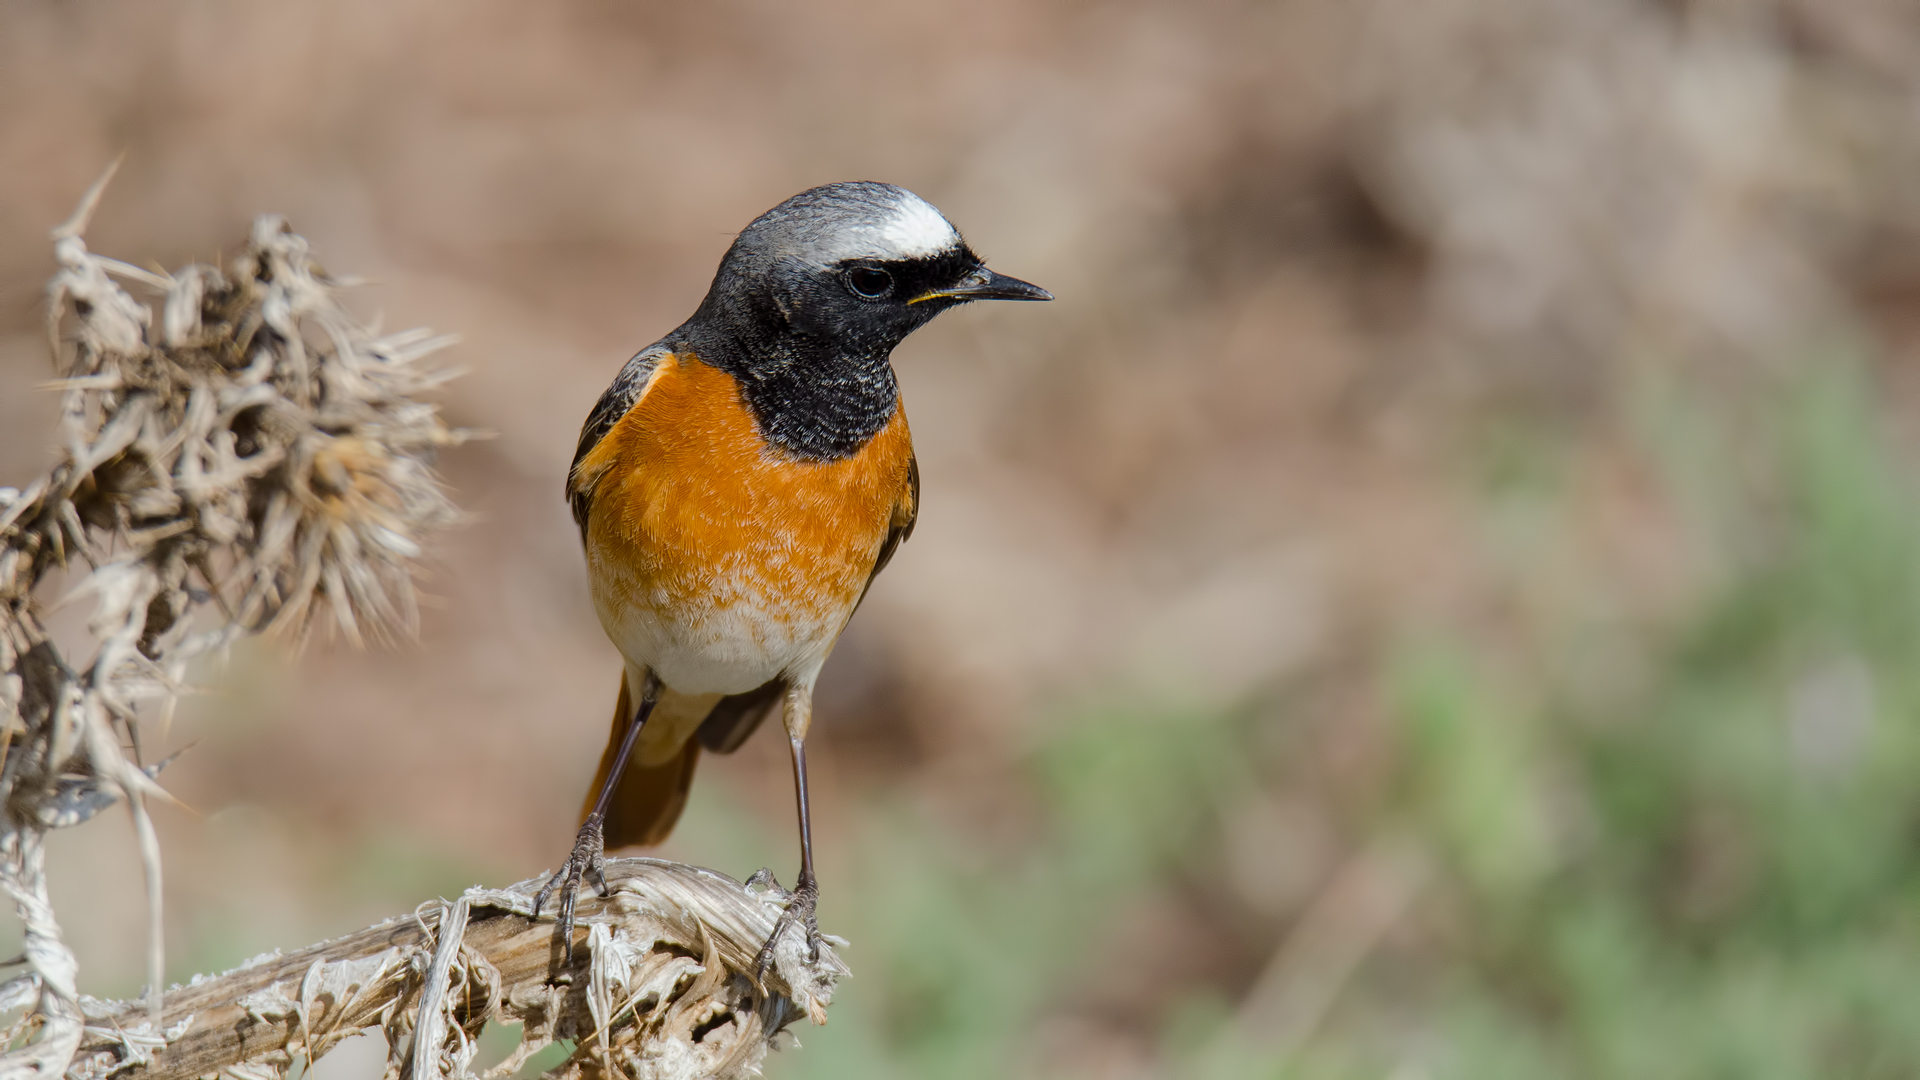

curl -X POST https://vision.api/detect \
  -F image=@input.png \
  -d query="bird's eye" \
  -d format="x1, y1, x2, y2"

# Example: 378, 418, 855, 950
846, 267, 894, 299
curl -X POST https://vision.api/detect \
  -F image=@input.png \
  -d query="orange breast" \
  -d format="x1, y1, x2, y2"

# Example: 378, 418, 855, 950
575, 352, 913, 680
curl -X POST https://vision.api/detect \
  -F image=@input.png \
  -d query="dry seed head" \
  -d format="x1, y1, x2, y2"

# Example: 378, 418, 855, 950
1, 192, 467, 1063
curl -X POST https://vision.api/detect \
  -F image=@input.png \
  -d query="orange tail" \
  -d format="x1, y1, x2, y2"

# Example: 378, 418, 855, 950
583, 671, 702, 849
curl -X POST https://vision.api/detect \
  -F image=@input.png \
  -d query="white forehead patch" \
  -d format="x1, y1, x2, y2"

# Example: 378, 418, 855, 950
875, 192, 961, 259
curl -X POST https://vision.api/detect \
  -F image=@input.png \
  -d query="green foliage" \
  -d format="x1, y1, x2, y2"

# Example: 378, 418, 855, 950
1391, 644, 1553, 903
1343, 359, 1920, 1079
1385, 359, 1920, 1078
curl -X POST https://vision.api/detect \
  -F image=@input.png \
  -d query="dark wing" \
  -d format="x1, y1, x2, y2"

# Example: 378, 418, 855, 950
858, 452, 919, 608
697, 453, 920, 754
568, 345, 668, 540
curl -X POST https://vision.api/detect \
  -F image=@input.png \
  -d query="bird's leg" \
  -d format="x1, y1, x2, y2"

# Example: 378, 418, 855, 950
535, 669, 660, 968
756, 684, 821, 980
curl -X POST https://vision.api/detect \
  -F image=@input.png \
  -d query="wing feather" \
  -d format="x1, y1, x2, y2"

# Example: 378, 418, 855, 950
567, 344, 669, 539
858, 452, 918, 608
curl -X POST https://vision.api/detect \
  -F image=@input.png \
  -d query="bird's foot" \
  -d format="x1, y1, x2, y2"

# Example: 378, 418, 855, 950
532, 814, 608, 969
753, 871, 821, 984
743, 866, 788, 900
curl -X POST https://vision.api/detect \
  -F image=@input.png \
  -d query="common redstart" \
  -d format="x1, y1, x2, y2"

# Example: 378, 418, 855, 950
534, 182, 1050, 970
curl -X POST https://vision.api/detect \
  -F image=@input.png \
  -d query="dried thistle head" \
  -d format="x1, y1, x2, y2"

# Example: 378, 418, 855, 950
0, 179, 469, 1058
36, 212, 466, 648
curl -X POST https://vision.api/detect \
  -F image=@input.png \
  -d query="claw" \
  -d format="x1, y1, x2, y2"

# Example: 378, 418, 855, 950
753, 874, 820, 984
532, 815, 606, 970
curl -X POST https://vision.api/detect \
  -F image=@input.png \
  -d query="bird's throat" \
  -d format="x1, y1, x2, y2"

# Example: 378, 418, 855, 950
683, 329, 900, 462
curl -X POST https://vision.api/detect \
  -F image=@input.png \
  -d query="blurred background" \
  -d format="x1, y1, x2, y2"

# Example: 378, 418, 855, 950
8, 1, 1920, 1076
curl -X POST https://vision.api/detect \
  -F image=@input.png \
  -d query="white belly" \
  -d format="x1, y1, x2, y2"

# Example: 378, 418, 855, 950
590, 573, 846, 696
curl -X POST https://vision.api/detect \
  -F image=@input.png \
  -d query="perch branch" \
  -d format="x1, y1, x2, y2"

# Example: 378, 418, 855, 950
57, 858, 845, 1080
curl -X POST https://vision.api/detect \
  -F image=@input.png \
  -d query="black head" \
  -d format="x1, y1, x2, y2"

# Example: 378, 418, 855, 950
672, 182, 1050, 460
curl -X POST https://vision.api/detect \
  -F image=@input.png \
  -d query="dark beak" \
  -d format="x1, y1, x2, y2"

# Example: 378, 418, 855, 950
910, 266, 1054, 305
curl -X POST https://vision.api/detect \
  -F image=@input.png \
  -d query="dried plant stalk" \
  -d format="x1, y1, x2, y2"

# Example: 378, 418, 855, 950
0, 171, 468, 1073
61, 859, 845, 1080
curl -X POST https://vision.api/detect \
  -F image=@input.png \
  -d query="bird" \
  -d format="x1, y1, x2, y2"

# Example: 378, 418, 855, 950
533, 182, 1050, 972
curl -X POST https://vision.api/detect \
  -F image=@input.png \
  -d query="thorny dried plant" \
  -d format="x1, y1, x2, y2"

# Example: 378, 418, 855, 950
60, 860, 846, 1080
0, 170, 465, 1075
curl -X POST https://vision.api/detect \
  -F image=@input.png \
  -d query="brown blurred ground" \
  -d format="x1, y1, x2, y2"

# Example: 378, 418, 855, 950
8, 0, 1920, 1074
